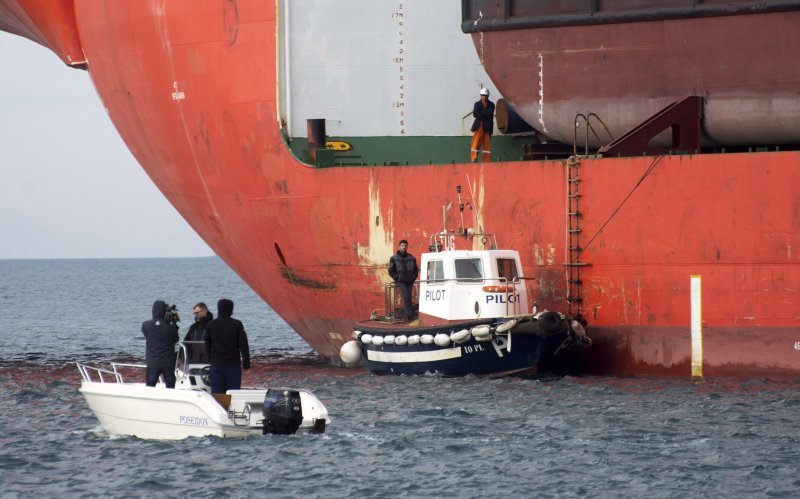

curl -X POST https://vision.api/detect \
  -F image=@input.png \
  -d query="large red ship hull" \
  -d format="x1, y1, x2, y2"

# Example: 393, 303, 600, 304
2, 1, 798, 377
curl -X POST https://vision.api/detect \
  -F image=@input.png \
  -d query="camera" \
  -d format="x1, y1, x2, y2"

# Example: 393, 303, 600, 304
164, 304, 180, 324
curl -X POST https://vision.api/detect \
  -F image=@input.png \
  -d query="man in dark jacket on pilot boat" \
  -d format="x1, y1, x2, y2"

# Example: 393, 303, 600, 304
388, 239, 420, 321
184, 302, 213, 342
141, 300, 180, 388
204, 298, 251, 394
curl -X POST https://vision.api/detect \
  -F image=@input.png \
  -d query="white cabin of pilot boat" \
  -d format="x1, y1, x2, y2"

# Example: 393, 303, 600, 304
419, 234, 529, 320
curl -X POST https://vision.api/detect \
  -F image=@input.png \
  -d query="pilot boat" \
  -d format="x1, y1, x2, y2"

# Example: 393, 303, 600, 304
77, 341, 330, 440
340, 221, 591, 377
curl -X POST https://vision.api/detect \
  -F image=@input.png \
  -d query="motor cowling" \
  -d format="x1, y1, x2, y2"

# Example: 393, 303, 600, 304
262, 388, 303, 435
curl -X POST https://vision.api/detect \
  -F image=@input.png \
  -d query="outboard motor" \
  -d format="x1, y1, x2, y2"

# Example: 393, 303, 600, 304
262, 388, 303, 435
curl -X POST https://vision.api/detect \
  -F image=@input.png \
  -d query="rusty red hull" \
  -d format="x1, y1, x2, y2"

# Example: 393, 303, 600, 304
2, 1, 799, 377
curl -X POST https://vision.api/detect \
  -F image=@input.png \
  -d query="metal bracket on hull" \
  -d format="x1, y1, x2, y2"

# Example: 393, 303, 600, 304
599, 96, 704, 157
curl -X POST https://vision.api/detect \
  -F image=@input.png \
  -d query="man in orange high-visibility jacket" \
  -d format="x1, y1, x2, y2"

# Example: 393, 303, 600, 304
470, 87, 495, 163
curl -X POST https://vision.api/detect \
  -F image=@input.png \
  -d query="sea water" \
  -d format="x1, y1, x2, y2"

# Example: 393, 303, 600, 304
0, 258, 798, 498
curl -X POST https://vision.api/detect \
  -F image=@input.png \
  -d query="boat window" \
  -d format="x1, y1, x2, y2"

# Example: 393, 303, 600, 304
455, 258, 483, 282
427, 260, 444, 284
497, 258, 519, 283
183, 341, 209, 364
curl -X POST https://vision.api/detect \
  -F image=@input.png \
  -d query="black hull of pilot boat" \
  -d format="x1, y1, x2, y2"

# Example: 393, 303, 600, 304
354, 314, 582, 377
362, 334, 551, 376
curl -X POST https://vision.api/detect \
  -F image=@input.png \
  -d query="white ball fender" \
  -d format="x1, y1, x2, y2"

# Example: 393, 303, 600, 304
471, 325, 492, 337
372, 335, 384, 346
450, 329, 471, 343
339, 340, 363, 366
395, 335, 408, 346
434, 333, 451, 347
360, 333, 373, 345
495, 319, 518, 334
384, 335, 396, 345
420, 334, 434, 345
408, 335, 420, 345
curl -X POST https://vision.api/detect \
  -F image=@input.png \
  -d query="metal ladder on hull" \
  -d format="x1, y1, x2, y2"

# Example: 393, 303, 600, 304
565, 112, 610, 322
565, 155, 588, 321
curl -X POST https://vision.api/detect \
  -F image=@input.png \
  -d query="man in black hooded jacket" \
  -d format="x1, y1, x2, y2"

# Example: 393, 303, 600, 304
141, 300, 179, 388
204, 298, 251, 393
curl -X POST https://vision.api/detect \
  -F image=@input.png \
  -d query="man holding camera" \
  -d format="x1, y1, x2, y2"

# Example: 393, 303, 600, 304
141, 300, 180, 388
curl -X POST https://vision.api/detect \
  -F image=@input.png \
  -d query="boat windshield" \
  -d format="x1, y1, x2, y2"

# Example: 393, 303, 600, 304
455, 258, 483, 282
497, 258, 519, 281
427, 259, 445, 283
182, 341, 209, 364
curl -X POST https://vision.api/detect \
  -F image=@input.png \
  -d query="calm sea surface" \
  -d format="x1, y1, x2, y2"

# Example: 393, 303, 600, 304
0, 258, 798, 498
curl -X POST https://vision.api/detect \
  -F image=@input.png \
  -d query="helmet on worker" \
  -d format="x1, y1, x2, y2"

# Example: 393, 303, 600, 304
479, 88, 490, 96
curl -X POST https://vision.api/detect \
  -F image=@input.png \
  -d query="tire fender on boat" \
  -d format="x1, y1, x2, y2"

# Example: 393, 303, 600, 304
384, 335, 396, 345
360, 333, 373, 345
372, 335, 385, 346
340, 340, 363, 366
395, 335, 408, 345
408, 335, 421, 345
538, 311, 563, 333
420, 334, 434, 345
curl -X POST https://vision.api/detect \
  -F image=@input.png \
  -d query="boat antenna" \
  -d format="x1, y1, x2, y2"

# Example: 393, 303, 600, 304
465, 173, 483, 234
443, 202, 452, 234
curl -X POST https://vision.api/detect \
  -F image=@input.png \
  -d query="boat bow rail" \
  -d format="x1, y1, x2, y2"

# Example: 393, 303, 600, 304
77, 362, 144, 384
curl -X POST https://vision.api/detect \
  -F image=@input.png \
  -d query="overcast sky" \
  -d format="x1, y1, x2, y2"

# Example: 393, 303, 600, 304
0, 33, 213, 259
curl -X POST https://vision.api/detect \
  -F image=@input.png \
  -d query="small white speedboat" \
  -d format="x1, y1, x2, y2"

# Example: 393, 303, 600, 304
77, 341, 330, 440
